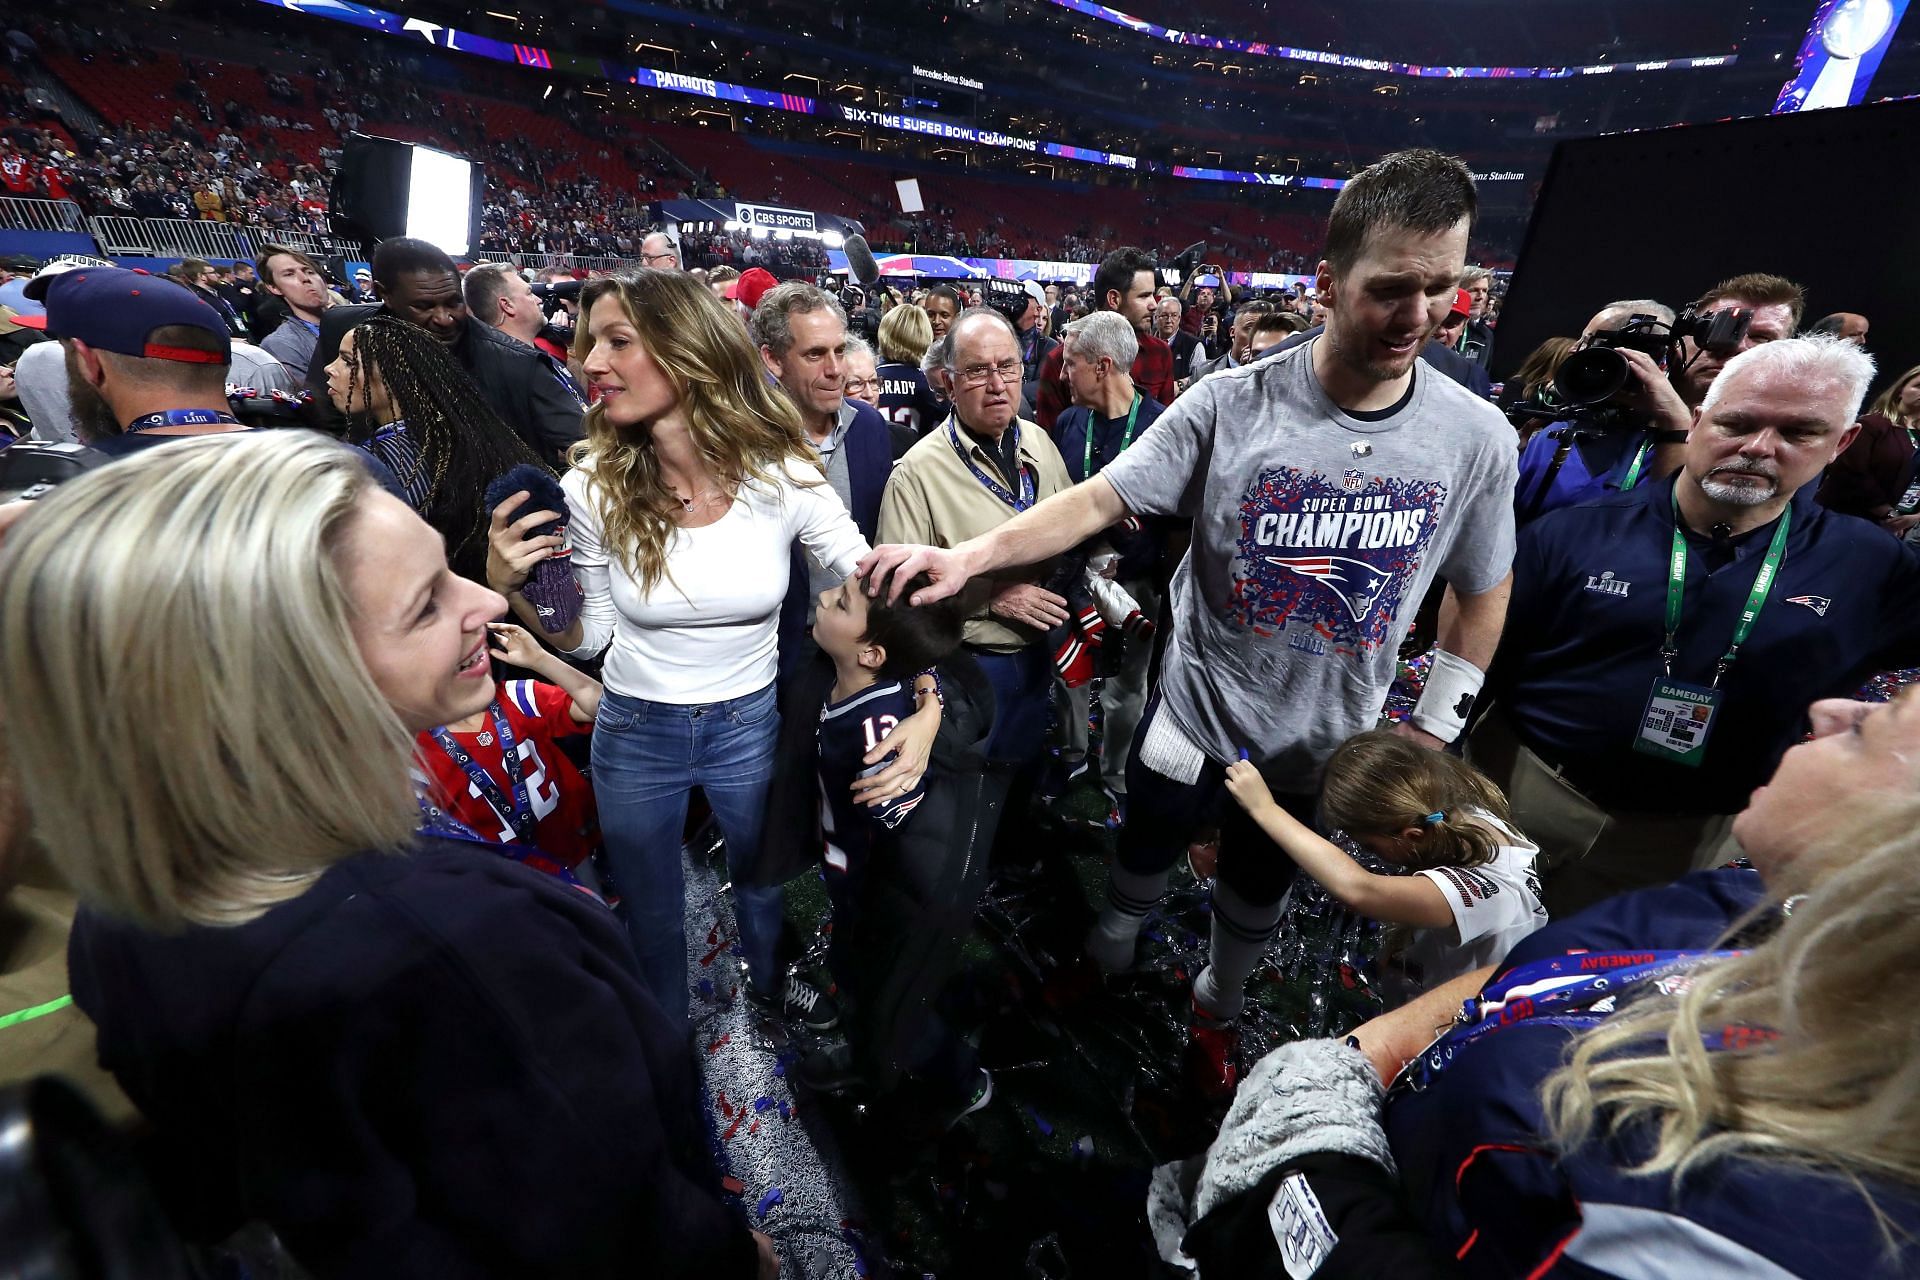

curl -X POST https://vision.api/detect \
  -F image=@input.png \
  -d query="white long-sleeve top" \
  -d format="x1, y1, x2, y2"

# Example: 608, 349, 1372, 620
561, 457, 869, 703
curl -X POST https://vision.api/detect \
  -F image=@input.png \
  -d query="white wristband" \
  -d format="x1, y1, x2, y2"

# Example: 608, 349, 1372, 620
1410, 649, 1485, 744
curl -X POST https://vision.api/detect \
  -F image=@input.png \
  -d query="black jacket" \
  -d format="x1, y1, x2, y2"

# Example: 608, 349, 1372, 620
69, 838, 758, 1280
309, 305, 584, 465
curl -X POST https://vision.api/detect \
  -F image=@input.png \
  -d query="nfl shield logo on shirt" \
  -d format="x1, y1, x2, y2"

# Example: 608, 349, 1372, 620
1342, 467, 1364, 492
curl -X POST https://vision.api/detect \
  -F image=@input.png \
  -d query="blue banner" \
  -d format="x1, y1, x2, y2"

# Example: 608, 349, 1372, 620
1040, 0, 1738, 79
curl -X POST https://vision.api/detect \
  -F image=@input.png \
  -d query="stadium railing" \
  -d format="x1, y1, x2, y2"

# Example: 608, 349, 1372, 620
86, 216, 360, 263
0, 198, 90, 234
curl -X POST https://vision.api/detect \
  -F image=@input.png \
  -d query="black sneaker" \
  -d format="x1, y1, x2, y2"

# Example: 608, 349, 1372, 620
748, 972, 841, 1032
794, 1042, 866, 1096
943, 1068, 994, 1129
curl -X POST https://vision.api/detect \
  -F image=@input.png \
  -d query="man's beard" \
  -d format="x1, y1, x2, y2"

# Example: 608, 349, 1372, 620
1324, 312, 1424, 384
1699, 463, 1779, 507
64, 348, 123, 444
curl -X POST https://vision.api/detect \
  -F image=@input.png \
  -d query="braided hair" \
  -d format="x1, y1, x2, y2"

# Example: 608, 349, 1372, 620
336, 316, 553, 582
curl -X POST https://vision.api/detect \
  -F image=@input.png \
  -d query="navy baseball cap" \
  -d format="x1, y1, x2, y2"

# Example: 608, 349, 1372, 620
13, 266, 231, 365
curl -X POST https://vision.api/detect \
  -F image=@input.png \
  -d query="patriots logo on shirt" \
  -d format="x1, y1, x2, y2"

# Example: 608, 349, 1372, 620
1785, 594, 1832, 617
1261, 555, 1393, 623
1229, 465, 1447, 648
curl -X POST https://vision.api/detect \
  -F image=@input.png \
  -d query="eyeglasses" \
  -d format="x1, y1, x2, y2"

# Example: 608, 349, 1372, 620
843, 377, 878, 398
640, 251, 677, 264
954, 359, 1022, 389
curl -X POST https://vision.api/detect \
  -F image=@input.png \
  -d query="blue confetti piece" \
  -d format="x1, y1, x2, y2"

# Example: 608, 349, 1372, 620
698, 979, 715, 998
756, 1186, 784, 1218
753, 1096, 775, 1113
1025, 1106, 1053, 1137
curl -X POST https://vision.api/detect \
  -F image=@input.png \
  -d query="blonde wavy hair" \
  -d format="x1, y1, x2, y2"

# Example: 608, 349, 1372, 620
568, 271, 821, 594
0, 433, 420, 931
1320, 727, 1520, 872
1541, 796, 1920, 1228
1869, 363, 1920, 430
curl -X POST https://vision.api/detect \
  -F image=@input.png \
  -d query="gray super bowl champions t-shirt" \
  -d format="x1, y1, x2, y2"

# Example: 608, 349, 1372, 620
1101, 340, 1517, 791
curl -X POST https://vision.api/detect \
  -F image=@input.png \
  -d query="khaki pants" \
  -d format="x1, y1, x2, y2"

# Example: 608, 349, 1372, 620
1466, 709, 1743, 919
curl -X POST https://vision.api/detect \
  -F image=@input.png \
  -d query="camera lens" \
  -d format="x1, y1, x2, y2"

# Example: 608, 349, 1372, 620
1553, 347, 1629, 405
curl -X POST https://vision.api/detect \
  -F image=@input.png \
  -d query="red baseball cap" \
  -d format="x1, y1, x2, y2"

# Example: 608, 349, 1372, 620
1448, 287, 1472, 319
726, 267, 779, 311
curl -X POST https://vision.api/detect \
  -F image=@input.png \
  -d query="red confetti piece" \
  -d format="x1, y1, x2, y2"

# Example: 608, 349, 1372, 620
718, 1091, 733, 1118
707, 1032, 731, 1055
748, 1118, 760, 1135
722, 1175, 745, 1196
699, 932, 735, 967
721, 1110, 745, 1141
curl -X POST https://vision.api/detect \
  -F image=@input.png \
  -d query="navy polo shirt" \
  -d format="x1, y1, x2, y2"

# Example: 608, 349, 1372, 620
1488, 473, 1920, 815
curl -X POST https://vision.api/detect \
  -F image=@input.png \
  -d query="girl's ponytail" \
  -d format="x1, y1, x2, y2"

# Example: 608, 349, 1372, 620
1320, 728, 1521, 871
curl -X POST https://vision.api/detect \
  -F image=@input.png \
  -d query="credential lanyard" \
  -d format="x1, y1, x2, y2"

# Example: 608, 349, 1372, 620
414, 791, 598, 900
947, 418, 1036, 512
1396, 948, 1743, 1093
430, 704, 535, 843
1619, 437, 1653, 491
1661, 489, 1790, 687
125, 408, 242, 433
1084, 394, 1141, 480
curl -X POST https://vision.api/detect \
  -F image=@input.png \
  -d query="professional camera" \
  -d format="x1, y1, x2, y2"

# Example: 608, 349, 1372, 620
529, 276, 584, 304
980, 278, 1033, 331
1528, 305, 1752, 433
1553, 307, 1751, 407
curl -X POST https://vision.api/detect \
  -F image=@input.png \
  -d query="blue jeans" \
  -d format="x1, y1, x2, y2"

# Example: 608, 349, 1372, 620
592, 683, 785, 1024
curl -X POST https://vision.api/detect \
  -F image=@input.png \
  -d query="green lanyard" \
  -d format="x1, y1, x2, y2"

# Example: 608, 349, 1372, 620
1661, 489, 1791, 686
1084, 394, 1141, 479
0, 993, 73, 1031
1620, 438, 1654, 491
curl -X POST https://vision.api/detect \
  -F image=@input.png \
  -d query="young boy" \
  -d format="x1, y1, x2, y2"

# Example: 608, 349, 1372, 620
417, 622, 602, 878
806, 573, 984, 1121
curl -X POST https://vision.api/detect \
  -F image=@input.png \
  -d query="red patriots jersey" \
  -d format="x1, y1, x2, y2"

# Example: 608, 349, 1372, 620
416, 680, 599, 867
0, 156, 36, 194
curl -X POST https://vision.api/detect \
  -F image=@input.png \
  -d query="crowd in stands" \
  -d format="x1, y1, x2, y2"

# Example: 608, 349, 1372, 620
0, 11, 1349, 276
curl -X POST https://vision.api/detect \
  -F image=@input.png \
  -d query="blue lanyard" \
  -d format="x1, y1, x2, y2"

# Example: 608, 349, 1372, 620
429, 704, 535, 843
946, 418, 1035, 512
1395, 947, 1745, 1092
125, 408, 242, 433
415, 803, 598, 899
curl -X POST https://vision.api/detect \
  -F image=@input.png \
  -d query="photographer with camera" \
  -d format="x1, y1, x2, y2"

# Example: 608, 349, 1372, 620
1177, 265, 1232, 338
1671, 273, 1804, 408
1468, 334, 1920, 919
1512, 299, 1697, 525
464, 263, 583, 398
